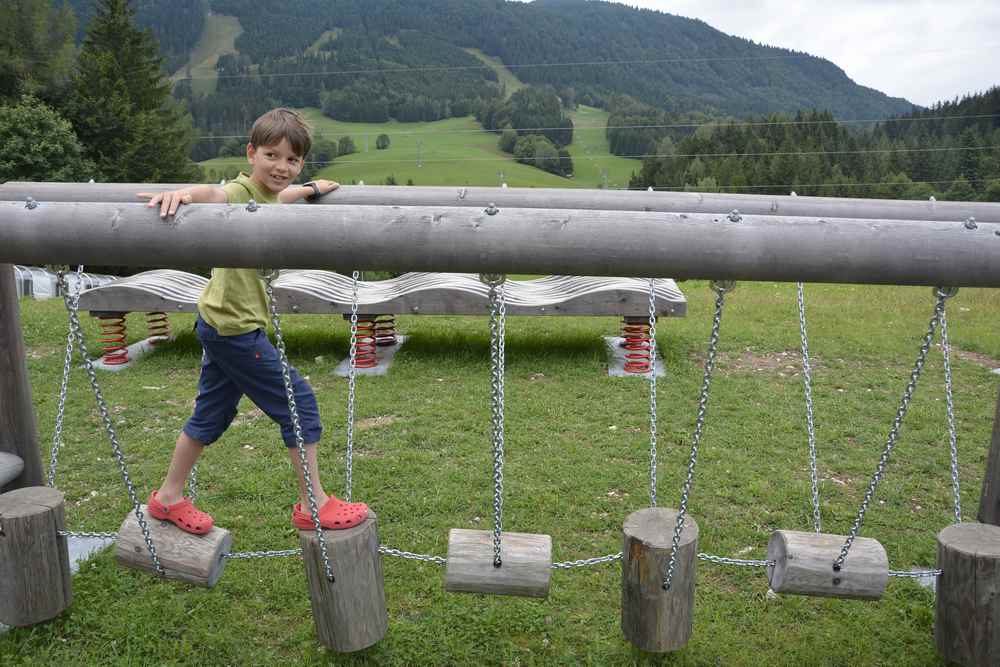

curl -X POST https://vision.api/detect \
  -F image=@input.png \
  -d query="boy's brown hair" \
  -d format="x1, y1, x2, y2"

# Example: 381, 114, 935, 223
249, 108, 312, 157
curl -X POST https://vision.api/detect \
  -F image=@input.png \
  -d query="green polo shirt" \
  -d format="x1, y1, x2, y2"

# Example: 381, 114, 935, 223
197, 173, 278, 335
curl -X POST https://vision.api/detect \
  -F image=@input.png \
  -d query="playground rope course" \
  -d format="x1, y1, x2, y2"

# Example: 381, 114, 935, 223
0, 183, 998, 661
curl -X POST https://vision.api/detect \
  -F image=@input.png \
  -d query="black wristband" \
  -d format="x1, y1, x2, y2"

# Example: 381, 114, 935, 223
303, 181, 321, 201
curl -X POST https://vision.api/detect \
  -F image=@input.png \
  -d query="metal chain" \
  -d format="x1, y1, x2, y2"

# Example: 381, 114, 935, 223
47, 264, 84, 487
59, 530, 118, 540
889, 568, 943, 578
263, 271, 335, 582
662, 281, 733, 591
187, 464, 198, 503
56, 269, 164, 576
940, 301, 962, 523
379, 546, 447, 564
345, 270, 360, 502
482, 274, 508, 568
552, 552, 623, 569
833, 288, 953, 572
698, 553, 774, 568
225, 548, 303, 560
797, 282, 822, 532
647, 278, 659, 507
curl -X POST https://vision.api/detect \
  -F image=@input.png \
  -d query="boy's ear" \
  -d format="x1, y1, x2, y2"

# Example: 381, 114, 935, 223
246, 143, 256, 161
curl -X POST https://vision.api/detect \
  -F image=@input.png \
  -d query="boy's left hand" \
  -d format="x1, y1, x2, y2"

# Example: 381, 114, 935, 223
314, 180, 339, 195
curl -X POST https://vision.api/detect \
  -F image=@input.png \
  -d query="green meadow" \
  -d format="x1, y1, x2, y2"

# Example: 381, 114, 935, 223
3, 281, 999, 665
171, 13, 243, 97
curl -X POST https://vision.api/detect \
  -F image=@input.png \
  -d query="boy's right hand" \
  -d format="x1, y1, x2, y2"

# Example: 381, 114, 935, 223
138, 189, 194, 219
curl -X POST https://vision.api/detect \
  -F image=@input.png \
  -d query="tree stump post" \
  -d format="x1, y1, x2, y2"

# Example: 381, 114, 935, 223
977, 385, 1000, 526
621, 507, 699, 652
935, 522, 1000, 666
0, 486, 72, 626
0, 263, 42, 491
299, 512, 387, 653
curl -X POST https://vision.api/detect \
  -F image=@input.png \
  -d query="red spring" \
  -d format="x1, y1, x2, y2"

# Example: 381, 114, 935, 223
373, 314, 397, 347
354, 318, 378, 368
622, 317, 652, 374
97, 314, 129, 365
146, 311, 171, 344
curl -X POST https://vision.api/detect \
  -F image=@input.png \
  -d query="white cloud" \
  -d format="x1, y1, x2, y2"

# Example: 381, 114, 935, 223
608, 0, 1000, 106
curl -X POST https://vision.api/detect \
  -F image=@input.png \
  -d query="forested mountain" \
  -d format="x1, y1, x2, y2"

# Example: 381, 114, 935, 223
63, 0, 913, 133
629, 88, 1000, 201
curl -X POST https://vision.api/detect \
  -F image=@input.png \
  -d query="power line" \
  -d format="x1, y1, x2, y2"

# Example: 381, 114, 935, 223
191, 112, 1000, 143
625, 176, 1000, 192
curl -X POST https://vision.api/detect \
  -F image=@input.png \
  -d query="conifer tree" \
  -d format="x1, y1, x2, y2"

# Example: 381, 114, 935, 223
65, 0, 201, 182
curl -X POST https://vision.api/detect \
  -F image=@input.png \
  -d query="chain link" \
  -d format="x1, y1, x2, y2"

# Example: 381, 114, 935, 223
47, 265, 85, 488
58, 530, 118, 540
797, 282, 822, 533
379, 546, 448, 564
225, 548, 303, 559
482, 274, 508, 568
647, 278, 659, 507
940, 302, 962, 523
662, 281, 732, 591
552, 552, 623, 569
264, 272, 335, 582
889, 568, 943, 578
56, 269, 164, 576
345, 270, 360, 502
833, 289, 953, 572
698, 552, 774, 568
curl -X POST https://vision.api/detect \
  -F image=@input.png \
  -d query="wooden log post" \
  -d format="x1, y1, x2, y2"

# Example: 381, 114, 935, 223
935, 522, 1000, 666
767, 530, 888, 600
299, 513, 387, 653
0, 487, 72, 626
621, 507, 699, 653
445, 528, 552, 598
977, 385, 1000, 526
0, 263, 42, 491
115, 506, 231, 587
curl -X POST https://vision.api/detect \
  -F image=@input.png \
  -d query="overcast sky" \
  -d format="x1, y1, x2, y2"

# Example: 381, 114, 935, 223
608, 1, 999, 107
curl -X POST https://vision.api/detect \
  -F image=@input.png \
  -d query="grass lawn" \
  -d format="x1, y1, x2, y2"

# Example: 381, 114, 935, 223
170, 13, 243, 97
3, 280, 999, 665
200, 106, 642, 190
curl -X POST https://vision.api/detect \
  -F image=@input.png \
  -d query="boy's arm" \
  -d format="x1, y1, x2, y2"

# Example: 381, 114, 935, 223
137, 185, 228, 218
279, 179, 339, 204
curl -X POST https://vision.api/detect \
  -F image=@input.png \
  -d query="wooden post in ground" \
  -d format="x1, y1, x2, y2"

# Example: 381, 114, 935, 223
0, 263, 42, 492
621, 507, 699, 652
935, 522, 1000, 666
299, 513, 387, 653
977, 385, 1000, 526
0, 487, 72, 626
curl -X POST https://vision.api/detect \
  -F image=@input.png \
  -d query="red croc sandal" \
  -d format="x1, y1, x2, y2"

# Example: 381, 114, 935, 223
292, 497, 368, 530
148, 491, 214, 535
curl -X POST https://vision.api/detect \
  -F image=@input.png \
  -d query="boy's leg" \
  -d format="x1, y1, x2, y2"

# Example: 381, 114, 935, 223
287, 442, 329, 509
156, 432, 207, 505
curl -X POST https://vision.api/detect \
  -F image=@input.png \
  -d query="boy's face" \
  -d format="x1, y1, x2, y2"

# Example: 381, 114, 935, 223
246, 138, 305, 194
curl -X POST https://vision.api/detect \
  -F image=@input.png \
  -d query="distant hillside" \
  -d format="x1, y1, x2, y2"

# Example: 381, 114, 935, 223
65, 0, 913, 120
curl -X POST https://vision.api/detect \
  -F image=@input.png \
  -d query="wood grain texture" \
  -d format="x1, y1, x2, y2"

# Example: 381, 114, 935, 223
766, 530, 888, 600
115, 506, 231, 587
0, 264, 42, 491
299, 513, 387, 653
445, 528, 552, 598
0, 487, 72, 626
621, 507, 698, 653
977, 386, 1000, 526
936, 522, 1000, 667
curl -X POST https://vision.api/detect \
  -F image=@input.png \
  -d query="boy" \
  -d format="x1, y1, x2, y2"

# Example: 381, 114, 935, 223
139, 108, 367, 535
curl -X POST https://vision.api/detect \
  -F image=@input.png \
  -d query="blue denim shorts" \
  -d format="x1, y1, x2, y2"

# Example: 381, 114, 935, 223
183, 317, 322, 447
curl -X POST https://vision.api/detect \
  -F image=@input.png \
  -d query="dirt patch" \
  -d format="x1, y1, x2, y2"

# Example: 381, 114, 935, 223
691, 349, 816, 375
953, 347, 1000, 370
356, 415, 400, 431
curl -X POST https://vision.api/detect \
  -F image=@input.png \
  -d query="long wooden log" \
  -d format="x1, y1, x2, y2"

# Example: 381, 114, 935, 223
1, 202, 999, 286
0, 487, 72, 626
767, 530, 888, 600
0, 263, 42, 491
444, 529, 552, 598
977, 386, 1000, 525
3, 182, 998, 223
